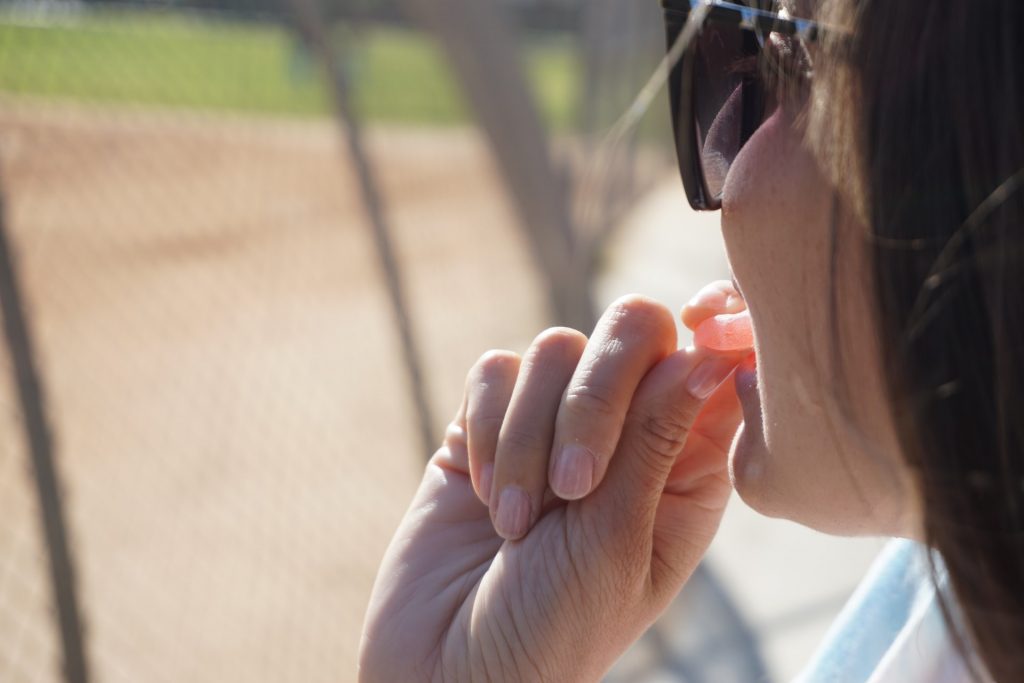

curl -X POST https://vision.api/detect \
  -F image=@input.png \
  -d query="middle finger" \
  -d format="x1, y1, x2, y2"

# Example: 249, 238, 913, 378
549, 295, 677, 500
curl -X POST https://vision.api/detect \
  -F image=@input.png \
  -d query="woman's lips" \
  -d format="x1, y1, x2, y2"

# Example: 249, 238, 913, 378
733, 353, 763, 446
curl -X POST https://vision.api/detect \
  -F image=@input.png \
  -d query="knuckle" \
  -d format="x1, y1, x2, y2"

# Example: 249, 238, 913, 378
600, 296, 675, 348
467, 350, 520, 400
534, 326, 586, 347
607, 294, 673, 329
498, 425, 548, 455
468, 411, 507, 444
634, 412, 688, 462
609, 292, 659, 313
443, 421, 468, 453
472, 349, 520, 379
467, 411, 505, 436
527, 327, 587, 364
564, 385, 620, 421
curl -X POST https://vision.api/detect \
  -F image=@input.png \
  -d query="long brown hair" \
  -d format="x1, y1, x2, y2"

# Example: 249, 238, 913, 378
810, 1, 1024, 679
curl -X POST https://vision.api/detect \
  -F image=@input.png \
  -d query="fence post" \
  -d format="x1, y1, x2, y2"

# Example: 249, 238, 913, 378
400, 0, 596, 332
287, 0, 437, 458
0, 186, 89, 682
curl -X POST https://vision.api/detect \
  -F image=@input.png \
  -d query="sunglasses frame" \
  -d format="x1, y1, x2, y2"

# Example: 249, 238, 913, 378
662, 0, 822, 210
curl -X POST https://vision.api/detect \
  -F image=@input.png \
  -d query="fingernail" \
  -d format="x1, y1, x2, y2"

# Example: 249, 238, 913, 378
479, 462, 494, 502
551, 444, 595, 500
494, 486, 530, 539
686, 358, 734, 399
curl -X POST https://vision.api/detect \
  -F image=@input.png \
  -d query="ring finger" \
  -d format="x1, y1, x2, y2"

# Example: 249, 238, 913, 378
490, 327, 588, 540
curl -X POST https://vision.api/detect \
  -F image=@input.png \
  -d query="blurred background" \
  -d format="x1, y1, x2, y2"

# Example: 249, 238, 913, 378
0, 0, 886, 681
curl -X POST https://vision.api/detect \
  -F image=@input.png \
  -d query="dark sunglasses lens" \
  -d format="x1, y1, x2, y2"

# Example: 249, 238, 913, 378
693, 23, 764, 202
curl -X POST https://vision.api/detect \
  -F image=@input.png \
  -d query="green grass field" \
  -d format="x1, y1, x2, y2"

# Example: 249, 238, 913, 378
0, 9, 578, 127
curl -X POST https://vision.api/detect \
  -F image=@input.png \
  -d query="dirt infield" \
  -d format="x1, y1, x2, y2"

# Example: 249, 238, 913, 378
0, 99, 549, 682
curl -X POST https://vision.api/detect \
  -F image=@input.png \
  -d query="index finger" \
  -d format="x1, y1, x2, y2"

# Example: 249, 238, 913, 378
547, 295, 677, 500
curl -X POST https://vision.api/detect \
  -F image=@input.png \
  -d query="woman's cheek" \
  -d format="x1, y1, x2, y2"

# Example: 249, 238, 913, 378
714, 104, 905, 534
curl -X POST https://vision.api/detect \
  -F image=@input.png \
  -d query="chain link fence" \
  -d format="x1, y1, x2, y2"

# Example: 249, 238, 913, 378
0, 1, 772, 680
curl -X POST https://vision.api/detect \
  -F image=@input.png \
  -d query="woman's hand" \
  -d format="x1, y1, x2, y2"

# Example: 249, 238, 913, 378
359, 290, 749, 682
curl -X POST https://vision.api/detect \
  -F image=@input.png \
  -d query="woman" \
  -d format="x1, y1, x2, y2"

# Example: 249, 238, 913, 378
359, 0, 1024, 680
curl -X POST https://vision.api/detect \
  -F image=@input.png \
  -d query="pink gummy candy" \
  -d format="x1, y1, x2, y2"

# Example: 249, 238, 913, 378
694, 312, 754, 352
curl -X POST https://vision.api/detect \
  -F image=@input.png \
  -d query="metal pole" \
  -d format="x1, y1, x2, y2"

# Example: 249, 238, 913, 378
401, 0, 595, 332
286, 0, 437, 457
0, 188, 89, 682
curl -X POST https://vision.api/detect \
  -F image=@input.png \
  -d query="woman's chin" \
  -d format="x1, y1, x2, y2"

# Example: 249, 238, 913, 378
728, 360, 776, 516
729, 422, 769, 507
728, 379, 906, 535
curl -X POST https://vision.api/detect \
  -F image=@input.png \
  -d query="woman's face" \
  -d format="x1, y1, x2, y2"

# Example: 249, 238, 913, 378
719, 94, 918, 537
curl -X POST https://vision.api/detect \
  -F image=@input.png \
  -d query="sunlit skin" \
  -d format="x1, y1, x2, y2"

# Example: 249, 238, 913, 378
359, 8, 922, 680
359, 293, 752, 681
720, 96, 917, 538
694, 310, 754, 351
358, 129, 919, 683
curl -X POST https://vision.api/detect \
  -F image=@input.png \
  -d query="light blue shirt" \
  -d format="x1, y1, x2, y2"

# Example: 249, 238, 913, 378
796, 539, 980, 683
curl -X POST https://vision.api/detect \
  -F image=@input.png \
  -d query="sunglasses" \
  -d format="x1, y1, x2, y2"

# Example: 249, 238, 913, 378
662, 0, 822, 210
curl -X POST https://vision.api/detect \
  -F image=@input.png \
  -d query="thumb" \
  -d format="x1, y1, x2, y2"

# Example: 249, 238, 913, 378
583, 348, 738, 570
